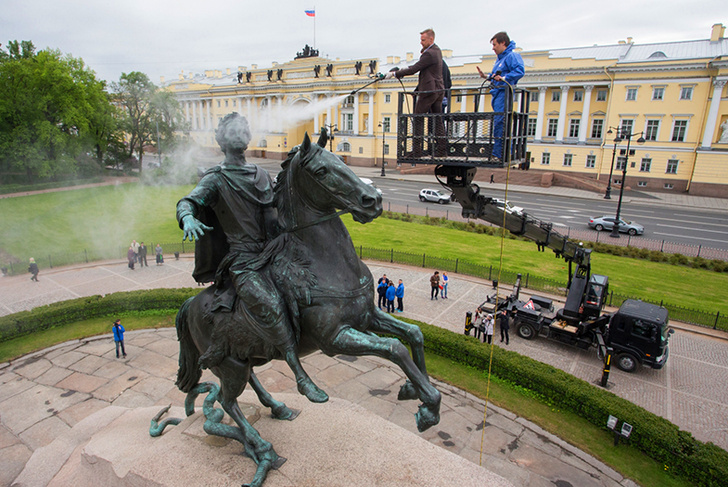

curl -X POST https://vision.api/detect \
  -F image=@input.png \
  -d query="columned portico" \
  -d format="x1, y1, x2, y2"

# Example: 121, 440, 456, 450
702, 79, 727, 147
555, 86, 570, 142
578, 85, 594, 144
534, 86, 547, 141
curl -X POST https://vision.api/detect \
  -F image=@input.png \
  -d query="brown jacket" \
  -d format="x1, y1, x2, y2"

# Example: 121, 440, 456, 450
396, 44, 444, 93
430, 273, 440, 288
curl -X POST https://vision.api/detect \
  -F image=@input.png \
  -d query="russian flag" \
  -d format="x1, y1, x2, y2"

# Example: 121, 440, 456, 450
305, 9, 315, 17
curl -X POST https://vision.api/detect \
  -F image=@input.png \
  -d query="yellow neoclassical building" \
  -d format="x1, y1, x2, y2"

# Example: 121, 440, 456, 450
165, 24, 728, 197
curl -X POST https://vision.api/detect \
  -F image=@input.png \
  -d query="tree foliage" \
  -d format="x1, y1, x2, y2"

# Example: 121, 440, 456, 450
0, 41, 117, 183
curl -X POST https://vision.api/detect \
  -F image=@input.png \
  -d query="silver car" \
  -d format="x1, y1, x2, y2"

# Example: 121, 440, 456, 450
419, 188, 452, 204
588, 216, 644, 236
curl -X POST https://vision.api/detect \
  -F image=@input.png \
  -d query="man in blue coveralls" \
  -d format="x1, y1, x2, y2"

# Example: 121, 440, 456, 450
477, 31, 524, 161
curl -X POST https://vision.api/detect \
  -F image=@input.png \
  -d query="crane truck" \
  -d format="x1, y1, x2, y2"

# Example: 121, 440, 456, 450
395, 88, 673, 374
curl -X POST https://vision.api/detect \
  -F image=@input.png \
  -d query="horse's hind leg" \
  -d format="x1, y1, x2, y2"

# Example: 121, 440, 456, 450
249, 371, 300, 420
330, 327, 441, 432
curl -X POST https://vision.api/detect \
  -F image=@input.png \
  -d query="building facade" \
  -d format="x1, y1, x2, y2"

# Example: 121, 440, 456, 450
165, 24, 728, 196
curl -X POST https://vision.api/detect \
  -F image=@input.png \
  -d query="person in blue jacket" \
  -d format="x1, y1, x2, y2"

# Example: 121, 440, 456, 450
477, 31, 524, 161
395, 279, 405, 312
112, 319, 126, 358
385, 281, 396, 313
377, 277, 389, 310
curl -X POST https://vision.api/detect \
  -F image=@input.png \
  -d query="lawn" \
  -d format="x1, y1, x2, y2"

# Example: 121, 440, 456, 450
1, 182, 726, 312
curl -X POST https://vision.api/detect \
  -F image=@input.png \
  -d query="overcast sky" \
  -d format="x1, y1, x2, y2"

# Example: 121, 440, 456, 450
3, 0, 724, 85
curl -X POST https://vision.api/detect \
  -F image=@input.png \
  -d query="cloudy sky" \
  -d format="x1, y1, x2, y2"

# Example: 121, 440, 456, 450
3, 0, 724, 84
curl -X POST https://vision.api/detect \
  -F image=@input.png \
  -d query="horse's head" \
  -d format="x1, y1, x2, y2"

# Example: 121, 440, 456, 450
284, 133, 382, 224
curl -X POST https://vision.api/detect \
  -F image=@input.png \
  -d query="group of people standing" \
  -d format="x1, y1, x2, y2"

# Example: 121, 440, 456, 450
429, 270, 449, 300
377, 274, 405, 313
127, 241, 164, 270
473, 308, 510, 345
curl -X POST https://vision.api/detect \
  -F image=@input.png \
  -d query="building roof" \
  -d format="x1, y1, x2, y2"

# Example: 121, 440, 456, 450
547, 38, 728, 64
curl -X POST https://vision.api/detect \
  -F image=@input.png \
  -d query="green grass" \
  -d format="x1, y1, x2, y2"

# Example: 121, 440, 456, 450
0, 313, 689, 487
0, 182, 725, 313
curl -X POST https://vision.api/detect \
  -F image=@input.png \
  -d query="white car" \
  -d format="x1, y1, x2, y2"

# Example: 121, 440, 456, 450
419, 188, 452, 204
359, 177, 383, 196
491, 198, 525, 216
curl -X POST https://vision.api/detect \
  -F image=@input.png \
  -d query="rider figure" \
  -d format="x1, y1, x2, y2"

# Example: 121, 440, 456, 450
176, 112, 328, 403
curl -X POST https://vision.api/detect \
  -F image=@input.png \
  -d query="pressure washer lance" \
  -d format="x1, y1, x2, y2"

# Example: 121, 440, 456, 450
349, 73, 385, 96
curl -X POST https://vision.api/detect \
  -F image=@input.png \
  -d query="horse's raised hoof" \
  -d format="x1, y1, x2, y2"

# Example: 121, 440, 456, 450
297, 378, 329, 403
415, 403, 441, 432
398, 380, 418, 401
271, 405, 300, 421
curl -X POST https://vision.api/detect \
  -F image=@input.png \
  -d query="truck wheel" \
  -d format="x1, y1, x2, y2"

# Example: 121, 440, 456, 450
616, 353, 638, 372
517, 323, 536, 340
594, 224, 604, 231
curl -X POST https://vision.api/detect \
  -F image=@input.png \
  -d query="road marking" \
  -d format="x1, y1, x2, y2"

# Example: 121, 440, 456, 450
653, 233, 728, 244
654, 224, 728, 234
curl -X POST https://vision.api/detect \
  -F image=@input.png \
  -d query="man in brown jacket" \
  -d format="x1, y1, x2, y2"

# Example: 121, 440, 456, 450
386, 28, 445, 157
430, 271, 440, 300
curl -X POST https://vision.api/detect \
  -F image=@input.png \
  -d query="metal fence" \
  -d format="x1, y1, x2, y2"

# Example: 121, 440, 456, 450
381, 201, 728, 262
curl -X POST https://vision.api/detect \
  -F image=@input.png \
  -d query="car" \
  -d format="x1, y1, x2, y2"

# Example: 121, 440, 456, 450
359, 177, 383, 196
419, 188, 452, 204
588, 216, 644, 236
491, 198, 525, 216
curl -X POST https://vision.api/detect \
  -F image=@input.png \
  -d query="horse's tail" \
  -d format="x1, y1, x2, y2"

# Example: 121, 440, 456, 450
175, 296, 202, 393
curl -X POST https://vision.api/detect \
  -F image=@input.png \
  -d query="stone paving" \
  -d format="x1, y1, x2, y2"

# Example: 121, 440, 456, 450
1, 257, 727, 486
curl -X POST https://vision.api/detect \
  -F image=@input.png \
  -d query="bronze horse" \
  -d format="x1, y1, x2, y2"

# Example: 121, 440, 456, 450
174, 133, 441, 486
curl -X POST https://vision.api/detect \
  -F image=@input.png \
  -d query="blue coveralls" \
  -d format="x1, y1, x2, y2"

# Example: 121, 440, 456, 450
490, 41, 525, 159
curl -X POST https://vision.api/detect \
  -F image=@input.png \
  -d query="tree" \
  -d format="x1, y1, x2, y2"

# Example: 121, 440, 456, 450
0, 41, 117, 183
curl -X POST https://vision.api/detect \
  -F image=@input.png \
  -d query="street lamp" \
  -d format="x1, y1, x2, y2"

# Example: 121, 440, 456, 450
323, 123, 338, 152
378, 121, 386, 177
604, 134, 621, 199
606, 127, 645, 238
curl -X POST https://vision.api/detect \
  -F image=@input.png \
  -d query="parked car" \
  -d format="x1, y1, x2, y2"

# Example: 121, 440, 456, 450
419, 188, 452, 204
588, 216, 644, 236
492, 198, 525, 216
359, 177, 383, 196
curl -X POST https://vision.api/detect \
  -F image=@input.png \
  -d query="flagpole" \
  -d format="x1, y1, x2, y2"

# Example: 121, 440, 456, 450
313, 6, 316, 49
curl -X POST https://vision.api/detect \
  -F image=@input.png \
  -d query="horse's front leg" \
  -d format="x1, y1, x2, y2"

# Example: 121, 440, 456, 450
330, 327, 441, 432
248, 371, 300, 421
370, 308, 429, 400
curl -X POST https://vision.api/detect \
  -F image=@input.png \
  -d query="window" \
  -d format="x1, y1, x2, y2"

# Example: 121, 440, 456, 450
596, 90, 607, 102
383, 143, 390, 155
680, 86, 693, 100
527, 118, 537, 137
541, 152, 550, 165
341, 142, 351, 152
620, 119, 634, 137
666, 159, 679, 174
382, 116, 391, 132
645, 120, 660, 141
358, 146, 363, 154
217, 100, 221, 108
225, 100, 229, 107
573, 91, 583, 102
385, 94, 391, 103
626, 88, 638, 101
652, 87, 664, 100
672, 120, 687, 142
344, 113, 353, 131
563, 154, 573, 166
551, 90, 561, 102
640, 158, 651, 172
591, 119, 604, 138
344, 95, 354, 106
664, 183, 674, 189
530, 91, 539, 103
638, 181, 648, 187
616, 156, 627, 171
568, 119, 580, 138
586, 155, 596, 168
547, 118, 558, 137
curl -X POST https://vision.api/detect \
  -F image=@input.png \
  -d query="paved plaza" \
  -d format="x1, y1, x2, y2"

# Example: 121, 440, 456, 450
1, 257, 727, 486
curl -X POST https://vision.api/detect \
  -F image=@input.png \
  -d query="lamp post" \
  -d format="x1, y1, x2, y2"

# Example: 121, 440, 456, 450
323, 123, 337, 152
604, 135, 621, 199
607, 127, 645, 238
378, 121, 386, 177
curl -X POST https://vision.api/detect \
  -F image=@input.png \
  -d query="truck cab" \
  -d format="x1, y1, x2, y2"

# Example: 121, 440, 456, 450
607, 299, 672, 372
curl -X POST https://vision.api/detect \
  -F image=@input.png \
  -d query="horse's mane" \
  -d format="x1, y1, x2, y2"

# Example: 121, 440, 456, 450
274, 142, 322, 231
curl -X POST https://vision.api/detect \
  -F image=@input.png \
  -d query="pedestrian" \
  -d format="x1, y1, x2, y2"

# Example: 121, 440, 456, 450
28, 257, 39, 282
138, 242, 148, 267
131, 240, 140, 263
441, 271, 449, 299
127, 246, 135, 270
498, 310, 510, 345
155, 243, 164, 265
474, 307, 484, 340
112, 319, 126, 358
377, 276, 388, 310
484, 314, 494, 344
430, 271, 440, 300
395, 279, 405, 312
386, 281, 396, 313
490, 173, 495, 183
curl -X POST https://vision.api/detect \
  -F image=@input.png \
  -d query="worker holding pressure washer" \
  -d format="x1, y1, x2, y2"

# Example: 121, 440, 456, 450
385, 28, 445, 157
477, 31, 524, 161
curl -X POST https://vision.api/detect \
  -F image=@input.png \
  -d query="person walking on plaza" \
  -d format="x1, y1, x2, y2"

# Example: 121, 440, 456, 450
498, 310, 510, 345
385, 280, 396, 313
484, 314, 494, 344
430, 271, 440, 300
127, 246, 135, 270
440, 271, 449, 299
155, 243, 164, 265
113, 319, 126, 358
138, 242, 148, 267
28, 258, 39, 282
395, 279, 405, 312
